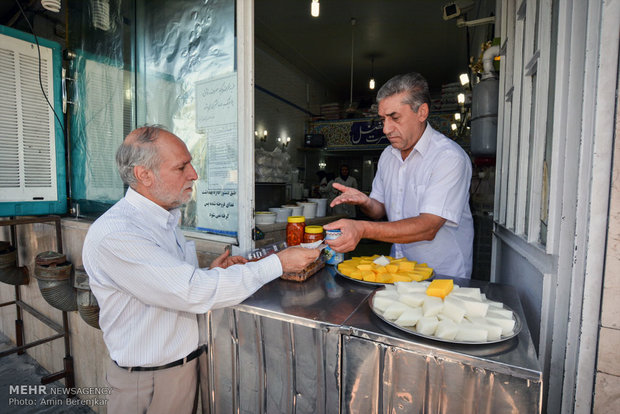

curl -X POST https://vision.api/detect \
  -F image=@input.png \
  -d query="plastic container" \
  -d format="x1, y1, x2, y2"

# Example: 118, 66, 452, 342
307, 198, 328, 217
303, 225, 324, 243
297, 201, 317, 219
324, 229, 344, 265
269, 207, 292, 223
255, 211, 277, 225
282, 204, 303, 216
286, 216, 306, 246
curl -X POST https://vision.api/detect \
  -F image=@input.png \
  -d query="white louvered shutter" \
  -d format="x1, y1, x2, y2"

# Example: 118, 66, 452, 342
0, 33, 57, 202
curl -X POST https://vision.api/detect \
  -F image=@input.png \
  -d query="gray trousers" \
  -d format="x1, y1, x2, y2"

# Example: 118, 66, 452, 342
105, 357, 199, 414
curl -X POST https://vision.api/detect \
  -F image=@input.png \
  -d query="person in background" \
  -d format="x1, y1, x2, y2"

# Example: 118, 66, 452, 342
314, 170, 328, 198
328, 164, 358, 218
82, 126, 319, 413
324, 72, 473, 278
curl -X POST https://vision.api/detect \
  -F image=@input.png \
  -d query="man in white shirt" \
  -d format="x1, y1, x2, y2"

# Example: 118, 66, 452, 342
324, 72, 473, 278
82, 126, 319, 413
328, 165, 358, 217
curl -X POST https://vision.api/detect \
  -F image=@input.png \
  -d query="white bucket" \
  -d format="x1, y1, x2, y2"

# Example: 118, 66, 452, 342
307, 198, 327, 217
269, 207, 292, 223
297, 201, 317, 219
282, 204, 303, 216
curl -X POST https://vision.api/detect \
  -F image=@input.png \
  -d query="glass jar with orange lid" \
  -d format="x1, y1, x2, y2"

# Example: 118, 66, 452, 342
303, 225, 324, 244
286, 216, 306, 246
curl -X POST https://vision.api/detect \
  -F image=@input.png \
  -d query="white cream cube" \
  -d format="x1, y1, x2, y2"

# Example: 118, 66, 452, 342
435, 320, 459, 340
383, 302, 414, 320
416, 316, 439, 335
398, 292, 426, 308
395, 282, 428, 295
422, 296, 444, 317
442, 295, 467, 323
485, 313, 516, 335
487, 308, 513, 319
373, 296, 396, 313
467, 316, 503, 341
374, 289, 399, 299
393, 307, 423, 327
451, 287, 482, 301
461, 297, 489, 317
485, 299, 504, 308
455, 323, 488, 342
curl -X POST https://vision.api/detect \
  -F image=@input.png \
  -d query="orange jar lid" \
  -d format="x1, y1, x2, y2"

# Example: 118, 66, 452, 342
287, 216, 305, 223
305, 225, 323, 234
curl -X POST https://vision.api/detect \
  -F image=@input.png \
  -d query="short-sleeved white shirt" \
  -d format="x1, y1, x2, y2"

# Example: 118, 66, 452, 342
370, 123, 474, 278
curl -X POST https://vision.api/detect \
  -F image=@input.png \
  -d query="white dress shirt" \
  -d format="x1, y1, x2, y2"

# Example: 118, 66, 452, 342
82, 187, 283, 367
370, 123, 474, 278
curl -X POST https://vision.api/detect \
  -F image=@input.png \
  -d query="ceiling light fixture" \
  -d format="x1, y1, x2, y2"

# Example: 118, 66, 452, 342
459, 73, 470, 86
454, 113, 461, 120
278, 136, 291, 148
457, 93, 465, 104
41, 0, 61, 13
311, 0, 320, 17
369, 57, 375, 90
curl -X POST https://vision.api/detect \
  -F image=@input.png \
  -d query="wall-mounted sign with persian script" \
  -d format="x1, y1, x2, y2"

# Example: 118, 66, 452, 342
195, 72, 239, 237
196, 72, 237, 130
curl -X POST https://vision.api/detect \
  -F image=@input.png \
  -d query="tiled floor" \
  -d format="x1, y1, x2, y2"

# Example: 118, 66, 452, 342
0, 332, 94, 413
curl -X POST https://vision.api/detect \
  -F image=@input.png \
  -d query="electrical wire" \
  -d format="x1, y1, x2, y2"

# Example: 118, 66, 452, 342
14, 0, 67, 138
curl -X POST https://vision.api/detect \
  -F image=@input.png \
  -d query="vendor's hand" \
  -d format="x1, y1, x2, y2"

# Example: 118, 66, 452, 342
322, 219, 364, 253
210, 249, 248, 269
276, 247, 321, 273
330, 183, 370, 208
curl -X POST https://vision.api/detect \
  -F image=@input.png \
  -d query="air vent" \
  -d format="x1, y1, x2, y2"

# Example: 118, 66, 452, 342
0, 33, 57, 202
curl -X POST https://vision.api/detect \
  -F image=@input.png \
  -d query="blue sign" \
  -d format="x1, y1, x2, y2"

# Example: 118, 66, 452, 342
350, 120, 389, 146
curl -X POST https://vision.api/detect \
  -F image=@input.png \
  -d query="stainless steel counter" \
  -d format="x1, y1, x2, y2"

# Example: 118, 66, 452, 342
202, 266, 542, 413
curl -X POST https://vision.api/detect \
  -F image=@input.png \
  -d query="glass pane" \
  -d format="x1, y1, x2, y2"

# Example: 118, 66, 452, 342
136, 0, 239, 238
68, 0, 136, 216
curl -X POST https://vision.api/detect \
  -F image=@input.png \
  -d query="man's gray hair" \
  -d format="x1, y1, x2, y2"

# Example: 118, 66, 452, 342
116, 125, 167, 187
376, 72, 431, 113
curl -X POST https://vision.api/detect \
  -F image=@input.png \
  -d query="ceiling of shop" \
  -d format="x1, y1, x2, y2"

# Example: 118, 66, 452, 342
1, 0, 490, 105
256, 0, 478, 104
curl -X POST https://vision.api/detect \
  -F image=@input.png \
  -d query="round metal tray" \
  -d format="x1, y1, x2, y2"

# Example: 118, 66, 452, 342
368, 289, 522, 345
335, 267, 434, 286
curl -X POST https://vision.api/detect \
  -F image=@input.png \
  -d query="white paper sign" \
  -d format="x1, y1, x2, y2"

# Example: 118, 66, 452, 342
194, 72, 239, 236
195, 72, 237, 129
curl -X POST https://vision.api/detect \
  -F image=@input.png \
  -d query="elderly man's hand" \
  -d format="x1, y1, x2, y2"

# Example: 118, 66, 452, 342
322, 219, 364, 253
276, 247, 321, 273
329, 182, 369, 208
210, 249, 248, 269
